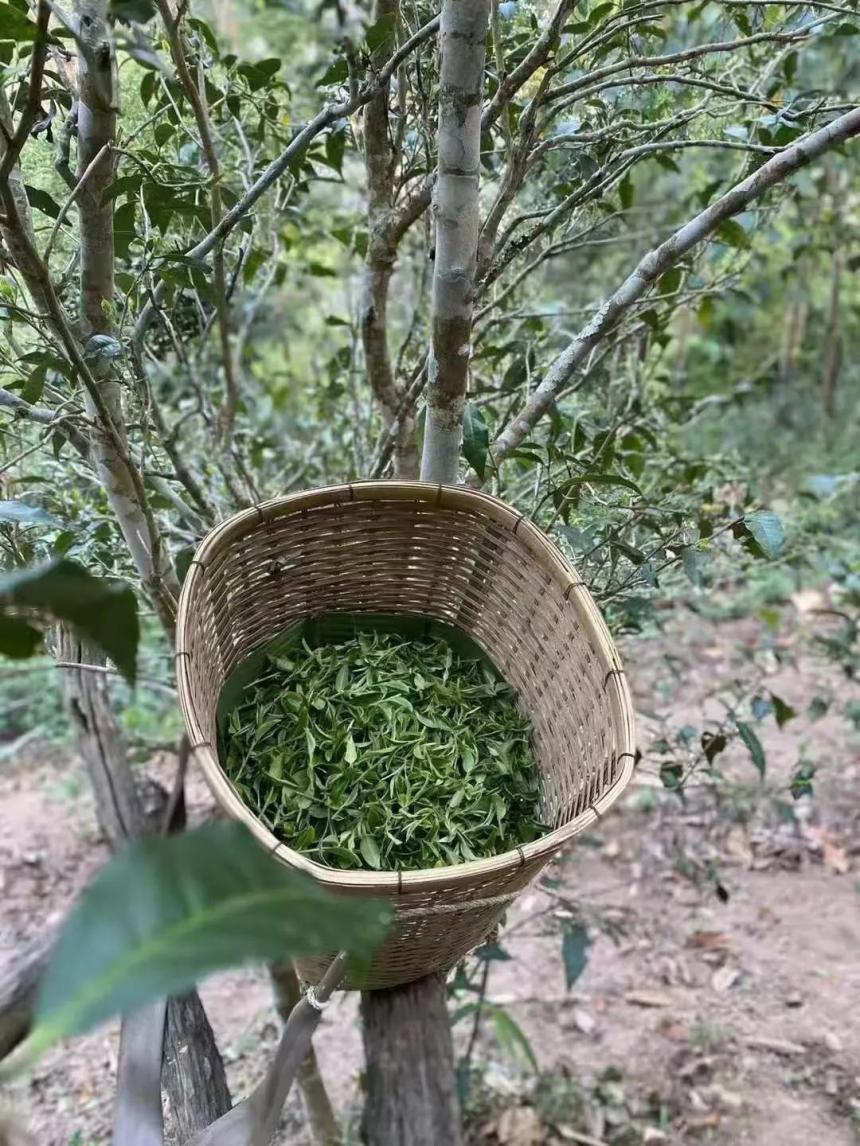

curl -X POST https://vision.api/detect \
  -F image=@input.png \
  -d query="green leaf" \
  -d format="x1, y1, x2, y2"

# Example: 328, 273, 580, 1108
716, 218, 751, 250
237, 58, 281, 92
701, 730, 726, 765
22, 823, 389, 1061
561, 923, 591, 989
324, 127, 346, 176
807, 695, 830, 721
20, 364, 46, 405
365, 12, 396, 52
488, 1004, 538, 1071
316, 58, 349, 87
655, 153, 680, 173
769, 693, 796, 729
24, 185, 61, 220
588, 1, 614, 24
359, 835, 381, 869
744, 510, 784, 560
0, 500, 59, 526
175, 545, 195, 586
0, 615, 42, 658
618, 172, 633, 210
0, 3, 39, 41
0, 560, 138, 684
462, 403, 489, 481
735, 720, 765, 778
658, 267, 682, 294
83, 334, 124, 368
790, 758, 815, 800
114, 201, 137, 261
110, 0, 156, 21
188, 16, 219, 52
566, 473, 642, 498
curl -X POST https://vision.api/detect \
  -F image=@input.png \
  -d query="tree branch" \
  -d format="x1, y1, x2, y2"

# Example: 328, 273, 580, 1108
481, 0, 571, 132
133, 13, 441, 352
492, 106, 860, 465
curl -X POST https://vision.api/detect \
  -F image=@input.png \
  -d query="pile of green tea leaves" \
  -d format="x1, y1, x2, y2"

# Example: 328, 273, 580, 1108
222, 632, 543, 871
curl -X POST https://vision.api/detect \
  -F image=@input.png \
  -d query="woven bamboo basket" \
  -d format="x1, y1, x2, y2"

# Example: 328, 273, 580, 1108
175, 481, 636, 990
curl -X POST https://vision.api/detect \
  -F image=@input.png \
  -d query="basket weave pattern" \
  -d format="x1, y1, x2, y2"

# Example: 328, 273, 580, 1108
176, 482, 636, 989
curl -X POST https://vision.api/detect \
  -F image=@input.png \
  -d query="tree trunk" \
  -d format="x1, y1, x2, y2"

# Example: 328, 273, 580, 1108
57, 627, 146, 847
361, 5, 489, 1141
420, 0, 489, 483
0, 934, 52, 1060
270, 963, 341, 1146
75, 0, 178, 608
360, 975, 462, 1146
821, 249, 842, 417
163, 994, 233, 1141
361, 0, 421, 479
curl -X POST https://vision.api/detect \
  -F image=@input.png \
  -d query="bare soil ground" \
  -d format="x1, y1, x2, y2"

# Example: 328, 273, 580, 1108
1, 605, 858, 1145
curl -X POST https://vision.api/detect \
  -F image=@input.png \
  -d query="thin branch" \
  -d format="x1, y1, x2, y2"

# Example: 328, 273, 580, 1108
43, 141, 111, 261
481, 0, 571, 132
491, 106, 860, 466
0, 1, 51, 180
132, 13, 441, 351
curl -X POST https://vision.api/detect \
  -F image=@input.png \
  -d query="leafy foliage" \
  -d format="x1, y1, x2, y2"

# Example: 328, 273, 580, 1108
0, 560, 139, 683
223, 631, 543, 870
23, 822, 389, 1061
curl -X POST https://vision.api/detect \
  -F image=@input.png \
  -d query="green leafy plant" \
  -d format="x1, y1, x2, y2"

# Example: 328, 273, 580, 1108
0, 560, 139, 683
223, 631, 543, 870
17, 821, 389, 1064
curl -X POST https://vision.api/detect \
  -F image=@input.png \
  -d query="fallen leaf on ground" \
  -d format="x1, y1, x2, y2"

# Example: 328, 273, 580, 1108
686, 1112, 721, 1132
745, 1035, 806, 1056
643, 1130, 668, 1144
711, 965, 740, 992
625, 989, 673, 1008
708, 1085, 743, 1112
484, 1105, 544, 1146
572, 1008, 597, 1035
725, 827, 754, 868
686, 930, 732, 951
822, 838, 850, 874
791, 588, 826, 614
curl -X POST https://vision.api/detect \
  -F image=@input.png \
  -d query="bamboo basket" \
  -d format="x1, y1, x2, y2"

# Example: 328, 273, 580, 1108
175, 481, 636, 989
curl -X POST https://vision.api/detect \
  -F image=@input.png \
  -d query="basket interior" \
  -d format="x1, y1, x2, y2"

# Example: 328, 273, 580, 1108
179, 489, 627, 838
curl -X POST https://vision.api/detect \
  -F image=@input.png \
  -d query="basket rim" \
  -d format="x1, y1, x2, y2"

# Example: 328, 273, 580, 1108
175, 480, 637, 892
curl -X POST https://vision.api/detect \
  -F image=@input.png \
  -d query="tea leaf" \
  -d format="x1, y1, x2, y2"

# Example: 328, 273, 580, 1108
21, 822, 389, 1064
223, 631, 542, 872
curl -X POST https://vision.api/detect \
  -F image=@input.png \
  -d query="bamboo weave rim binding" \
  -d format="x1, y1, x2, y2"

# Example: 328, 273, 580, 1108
175, 481, 636, 989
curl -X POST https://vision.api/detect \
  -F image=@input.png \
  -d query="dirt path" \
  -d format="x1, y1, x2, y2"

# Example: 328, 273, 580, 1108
1, 608, 858, 1144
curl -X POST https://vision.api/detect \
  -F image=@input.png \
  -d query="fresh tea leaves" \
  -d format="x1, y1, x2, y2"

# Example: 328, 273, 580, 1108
223, 632, 543, 871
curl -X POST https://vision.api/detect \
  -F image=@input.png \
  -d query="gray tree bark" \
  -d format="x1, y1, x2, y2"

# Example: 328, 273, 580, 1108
163, 994, 233, 1141
360, 976, 462, 1146
0, 934, 52, 1061
420, 0, 490, 483
360, 0, 428, 478
821, 247, 842, 417
57, 627, 146, 847
361, 6, 489, 1142
75, 0, 178, 611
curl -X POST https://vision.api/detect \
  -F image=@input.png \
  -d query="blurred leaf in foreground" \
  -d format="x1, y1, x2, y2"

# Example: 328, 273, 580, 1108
0, 560, 139, 683
21, 822, 389, 1064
